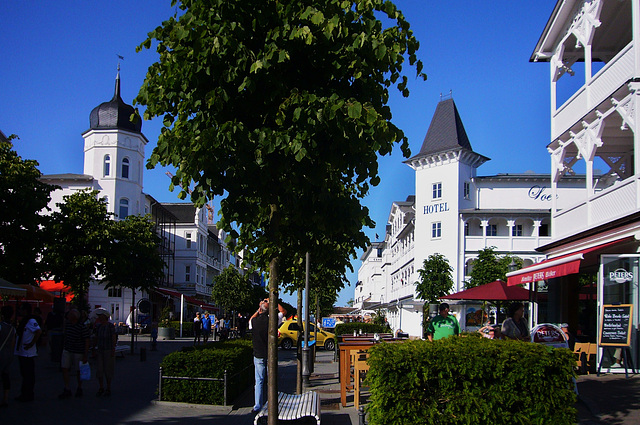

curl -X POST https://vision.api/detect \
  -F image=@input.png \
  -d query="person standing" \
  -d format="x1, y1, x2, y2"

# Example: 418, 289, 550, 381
193, 312, 202, 345
0, 306, 16, 407
58, 309, 90, 399
201, 312, 212, 344
501, 302, 530, 341
426, 303, 460, 341
14, 302, 41, 402
249, 298, 286, 413
93, 310, 117, 397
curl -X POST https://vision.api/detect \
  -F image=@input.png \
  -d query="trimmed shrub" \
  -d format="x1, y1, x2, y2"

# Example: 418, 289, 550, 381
159, 340, 253, 405
366, 338, 576, 425
163, 320, 194, 337
334, 322, 390, 336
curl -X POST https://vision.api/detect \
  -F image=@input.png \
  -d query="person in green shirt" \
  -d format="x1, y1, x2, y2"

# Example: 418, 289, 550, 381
427, 303, 460, 341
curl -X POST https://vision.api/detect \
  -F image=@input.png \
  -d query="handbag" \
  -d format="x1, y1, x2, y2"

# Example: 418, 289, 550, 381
79, 361, 91, 381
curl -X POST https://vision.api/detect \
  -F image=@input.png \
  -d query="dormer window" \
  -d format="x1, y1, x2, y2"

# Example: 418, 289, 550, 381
121, 157, 130, 179
103, 155, 111, 177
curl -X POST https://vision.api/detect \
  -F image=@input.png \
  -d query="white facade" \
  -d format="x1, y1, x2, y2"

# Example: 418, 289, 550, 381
355, 97, 587, 337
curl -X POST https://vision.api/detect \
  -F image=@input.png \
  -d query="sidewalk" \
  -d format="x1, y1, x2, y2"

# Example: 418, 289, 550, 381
1, 336, 359, 425
2, 335, 639, 424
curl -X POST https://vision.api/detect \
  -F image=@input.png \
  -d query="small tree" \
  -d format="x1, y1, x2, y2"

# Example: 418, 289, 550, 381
44, 190, 112, 308
466, 247, 522, 289
211, 266, 267, 315
415, 254, 454, 304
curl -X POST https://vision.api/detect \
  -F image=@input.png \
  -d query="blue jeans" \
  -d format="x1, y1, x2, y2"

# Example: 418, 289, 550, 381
253, 356, 267, 411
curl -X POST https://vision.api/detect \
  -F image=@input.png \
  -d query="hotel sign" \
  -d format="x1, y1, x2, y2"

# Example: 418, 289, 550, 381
423, 202, 449, 214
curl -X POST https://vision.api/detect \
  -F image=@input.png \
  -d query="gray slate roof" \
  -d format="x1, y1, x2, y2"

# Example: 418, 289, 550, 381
411, 98, 474, 158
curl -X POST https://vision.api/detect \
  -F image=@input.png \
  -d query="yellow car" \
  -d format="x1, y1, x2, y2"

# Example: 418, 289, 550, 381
277, 318, 336, 351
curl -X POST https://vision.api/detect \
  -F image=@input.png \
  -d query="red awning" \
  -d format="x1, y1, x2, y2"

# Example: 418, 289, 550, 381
155, 287, 219, 314
506, 238, 630, 286
39, 280, 73, 302
441, 279, 530, 301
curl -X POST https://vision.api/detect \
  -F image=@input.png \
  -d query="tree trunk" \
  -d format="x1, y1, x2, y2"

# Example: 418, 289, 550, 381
296, 288, 303, 394
268, 255, 280, 425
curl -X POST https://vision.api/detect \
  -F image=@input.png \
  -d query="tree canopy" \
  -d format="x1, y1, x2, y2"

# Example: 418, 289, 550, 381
415, 253, 454, 304
211, 266, 267, 314
137, 1, 424, 419
465, 246, 522, 289
0, 135, 55, 284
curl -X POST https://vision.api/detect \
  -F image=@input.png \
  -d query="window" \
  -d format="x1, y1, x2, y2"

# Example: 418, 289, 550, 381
464, 222, 469, 236
431, 222, 441, 239
121, 157, 130, 179
486, 224, 497, 236
463, 181, 470, 199
432, 182, 442, 199
118, 198, 129, 219
107, 288, 122, 298
186, 232, 192, 249
539, 223, 550, 237
185, 265, 191, 282
103, 155, 111, 177
512, 224, 523, 237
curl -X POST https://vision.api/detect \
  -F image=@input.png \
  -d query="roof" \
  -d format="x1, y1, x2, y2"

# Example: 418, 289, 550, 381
89, 70, 142, 133
40, 173, 94, 182
160, 203, 197, 223
411, 98, 473, 158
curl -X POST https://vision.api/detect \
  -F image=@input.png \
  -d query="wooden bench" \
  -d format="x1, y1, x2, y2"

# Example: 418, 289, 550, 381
254, 391, 321, 425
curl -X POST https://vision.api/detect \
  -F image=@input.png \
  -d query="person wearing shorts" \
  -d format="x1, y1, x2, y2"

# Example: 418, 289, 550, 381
58, 309, 90, 399
93, 310, 116, 396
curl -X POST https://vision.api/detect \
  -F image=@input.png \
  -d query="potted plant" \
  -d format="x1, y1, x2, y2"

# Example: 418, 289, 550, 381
157, 305, 175, 340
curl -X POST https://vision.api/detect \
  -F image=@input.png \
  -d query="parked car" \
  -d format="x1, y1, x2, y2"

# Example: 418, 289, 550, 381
278, 318, 336, 351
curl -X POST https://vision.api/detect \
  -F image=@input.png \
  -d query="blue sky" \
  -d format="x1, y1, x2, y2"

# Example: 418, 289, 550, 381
0, 1, 557, 307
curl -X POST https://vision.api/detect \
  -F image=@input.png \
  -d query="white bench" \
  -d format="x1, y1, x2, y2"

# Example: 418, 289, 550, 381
254, 391, 321, 425
114, 344, 129, 357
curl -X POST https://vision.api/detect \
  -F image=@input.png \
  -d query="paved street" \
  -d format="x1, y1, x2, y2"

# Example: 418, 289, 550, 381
2, 335, 640, 424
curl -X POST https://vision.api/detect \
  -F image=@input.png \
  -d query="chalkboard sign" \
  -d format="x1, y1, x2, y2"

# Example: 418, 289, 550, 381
599, 304, 633, 347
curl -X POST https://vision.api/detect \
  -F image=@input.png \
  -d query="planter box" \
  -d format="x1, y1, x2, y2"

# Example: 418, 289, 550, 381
158, 327, 175, 340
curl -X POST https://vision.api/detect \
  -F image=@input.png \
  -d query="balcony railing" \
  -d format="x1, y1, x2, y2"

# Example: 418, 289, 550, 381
554, 175, 639, 240
552, 42, 634, 140
465, 236, 551, 253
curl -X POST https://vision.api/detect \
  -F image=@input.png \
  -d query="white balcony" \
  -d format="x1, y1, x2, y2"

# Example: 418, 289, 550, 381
554, 176, 640, 240
552, 42, 635, 140
465, 236, 551, 253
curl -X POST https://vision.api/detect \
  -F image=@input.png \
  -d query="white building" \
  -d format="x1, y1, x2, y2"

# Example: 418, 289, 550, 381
505, 0, 640, 372
356, 96, 586, 337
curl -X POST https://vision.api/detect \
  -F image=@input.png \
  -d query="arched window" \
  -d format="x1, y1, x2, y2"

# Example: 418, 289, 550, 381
119, 198, 129, 219
121, 157, 130, 179
103, 155, 111, 177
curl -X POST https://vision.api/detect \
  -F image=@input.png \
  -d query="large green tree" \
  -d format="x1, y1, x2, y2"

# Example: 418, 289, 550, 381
137, 1, 424, 419
44, 190, 112, 308
211, 266, 267, 314
415, 253, 454, 304
466, 246, 522, 289
0, 135, 56, 284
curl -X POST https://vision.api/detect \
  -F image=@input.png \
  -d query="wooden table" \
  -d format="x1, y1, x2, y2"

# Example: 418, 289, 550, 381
338, 341, 375, 407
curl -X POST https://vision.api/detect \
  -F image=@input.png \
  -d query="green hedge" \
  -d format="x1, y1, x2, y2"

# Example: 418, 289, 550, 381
334, 322, 390, 336
366, 338, 576, 425
162, 320, 194, 337
159, 339, 253, 405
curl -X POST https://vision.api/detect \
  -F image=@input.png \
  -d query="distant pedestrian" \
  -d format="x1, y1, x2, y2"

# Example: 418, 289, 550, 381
0, 306, 16, 407
93, 309, 116, 397
58, 309, 90, 399
14, 302, 42, 402
193, 312, 202, 344
426, 303, 460, 341
202, 312, 212, 343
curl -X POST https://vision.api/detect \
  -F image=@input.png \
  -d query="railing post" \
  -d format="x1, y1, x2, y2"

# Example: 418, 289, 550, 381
158, 367, 163, 401
223, 369, 228, 406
